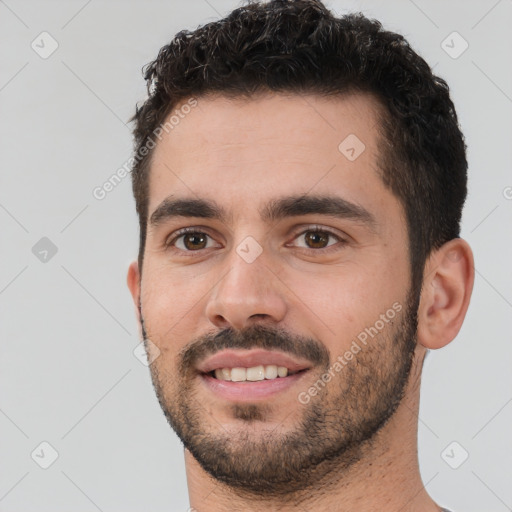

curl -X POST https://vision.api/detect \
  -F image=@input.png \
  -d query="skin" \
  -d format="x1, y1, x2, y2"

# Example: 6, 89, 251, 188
127, 92, 474, 511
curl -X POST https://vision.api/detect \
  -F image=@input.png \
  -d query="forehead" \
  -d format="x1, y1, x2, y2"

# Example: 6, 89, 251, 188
147, 92, 395, 224
151, 91, 382, 160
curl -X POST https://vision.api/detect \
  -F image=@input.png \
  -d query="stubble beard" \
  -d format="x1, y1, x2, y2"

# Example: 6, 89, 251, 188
141, 294, 418, 498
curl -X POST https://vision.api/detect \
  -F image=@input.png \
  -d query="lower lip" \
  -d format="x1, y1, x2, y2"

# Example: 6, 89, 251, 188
200, 371, 308, 401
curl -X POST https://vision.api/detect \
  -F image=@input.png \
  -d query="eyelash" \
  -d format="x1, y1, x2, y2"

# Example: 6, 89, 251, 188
164, 225, 347, 255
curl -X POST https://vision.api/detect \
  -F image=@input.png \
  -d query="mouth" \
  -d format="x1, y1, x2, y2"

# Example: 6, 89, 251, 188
197, 349, 312, 401
206, 365, 307, 382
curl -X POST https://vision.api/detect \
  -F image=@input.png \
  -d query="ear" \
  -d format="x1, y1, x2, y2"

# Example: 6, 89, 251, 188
127, 260, 142, 326
417, 238, 474, 350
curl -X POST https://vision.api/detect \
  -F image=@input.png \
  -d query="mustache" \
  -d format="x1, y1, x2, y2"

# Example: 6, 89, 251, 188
177, 324, 331, 375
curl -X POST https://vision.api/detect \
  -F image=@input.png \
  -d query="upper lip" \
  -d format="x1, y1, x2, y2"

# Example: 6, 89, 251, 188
197, 349, 313, 374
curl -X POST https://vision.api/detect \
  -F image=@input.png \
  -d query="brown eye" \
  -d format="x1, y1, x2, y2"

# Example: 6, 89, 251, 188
166, 229, 216, 252
181, 232, 208, 250
303, 231, 331, 249
290, 226, 347, 254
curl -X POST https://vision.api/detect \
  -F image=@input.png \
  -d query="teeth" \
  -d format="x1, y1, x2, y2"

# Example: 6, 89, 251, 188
214, 368, 231, 380
231, 367, 246, 382
277, 366, 288, 378
212, 364, 292, 382
264, 365, 278, 379
246, 365, 265, 381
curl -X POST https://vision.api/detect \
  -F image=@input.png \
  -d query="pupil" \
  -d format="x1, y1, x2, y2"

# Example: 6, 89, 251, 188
186, 233, 206, 250
306, 231, 328, 248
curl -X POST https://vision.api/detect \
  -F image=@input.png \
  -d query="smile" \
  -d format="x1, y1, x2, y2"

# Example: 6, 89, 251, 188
210, 365, 303, 382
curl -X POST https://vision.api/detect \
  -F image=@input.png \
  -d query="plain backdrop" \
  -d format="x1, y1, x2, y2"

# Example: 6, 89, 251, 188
1, 1, 511, 511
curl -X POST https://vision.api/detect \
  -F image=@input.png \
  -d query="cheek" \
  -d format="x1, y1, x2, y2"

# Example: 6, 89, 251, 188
140, 266, 206, 345
286, 258, 407, 343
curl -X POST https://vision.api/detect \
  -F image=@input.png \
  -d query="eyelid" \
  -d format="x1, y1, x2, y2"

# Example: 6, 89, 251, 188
286, 224, 348, 249
164, 226, 220, 249
165, 224, 348, 254
289, 224, 346, 238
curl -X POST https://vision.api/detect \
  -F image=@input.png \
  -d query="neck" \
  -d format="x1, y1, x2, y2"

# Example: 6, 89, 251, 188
185, 349, 442, 512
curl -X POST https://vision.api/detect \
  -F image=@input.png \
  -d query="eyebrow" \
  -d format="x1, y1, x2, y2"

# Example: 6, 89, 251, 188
149, 194, 377, 231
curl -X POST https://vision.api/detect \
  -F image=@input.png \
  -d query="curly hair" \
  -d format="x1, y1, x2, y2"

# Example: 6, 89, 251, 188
130, 0, 467, 294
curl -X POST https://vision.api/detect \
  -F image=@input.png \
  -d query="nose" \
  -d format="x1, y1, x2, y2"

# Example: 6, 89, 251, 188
204, 247, 288, 331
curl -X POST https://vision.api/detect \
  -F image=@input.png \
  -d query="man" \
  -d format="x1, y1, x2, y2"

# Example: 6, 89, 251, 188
126, 1, 474, 510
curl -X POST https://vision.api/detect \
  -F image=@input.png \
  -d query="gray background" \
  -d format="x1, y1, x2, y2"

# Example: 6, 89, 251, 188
1, 0, 511, 511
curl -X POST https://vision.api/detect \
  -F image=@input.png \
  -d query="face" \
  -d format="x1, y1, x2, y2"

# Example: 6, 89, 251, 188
129, 92, 418, 495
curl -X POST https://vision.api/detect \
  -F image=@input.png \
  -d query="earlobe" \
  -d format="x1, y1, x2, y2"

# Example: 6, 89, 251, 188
127, 260, 141, 323
417, 238, 474, 350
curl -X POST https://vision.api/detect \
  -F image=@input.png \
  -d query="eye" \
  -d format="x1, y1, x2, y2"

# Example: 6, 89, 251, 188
164, 225, 348, 255
165, 227, 218, 252
290, 226, 347, 253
